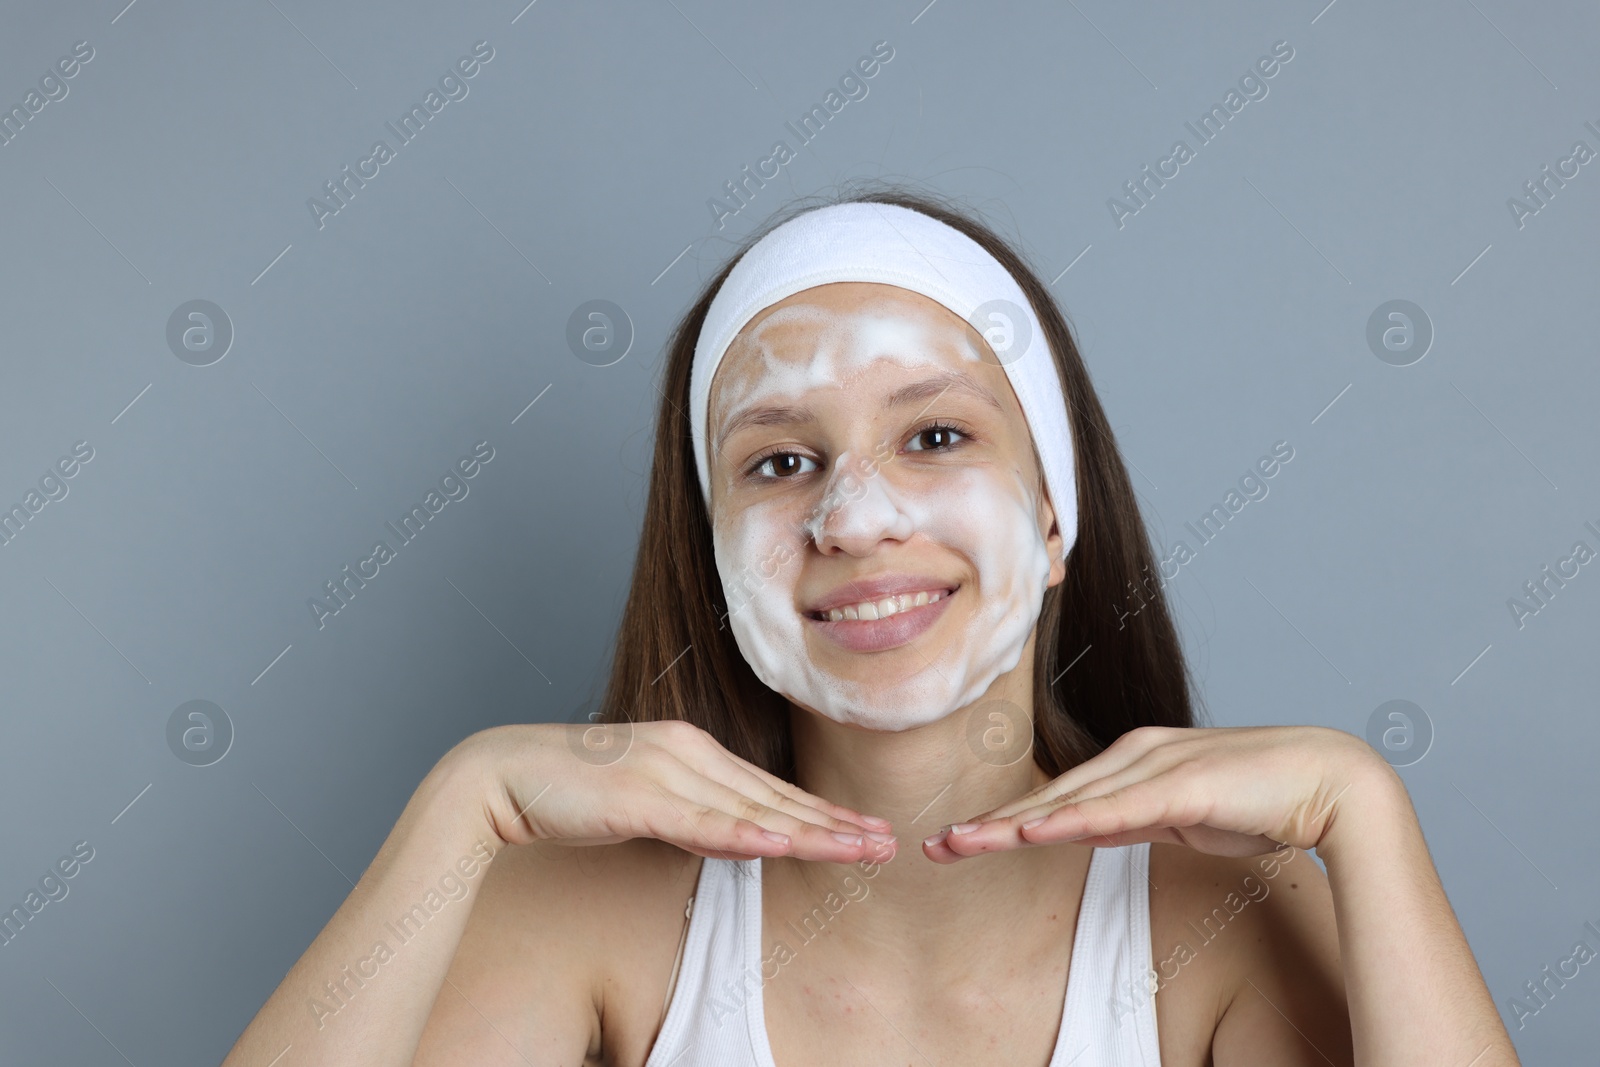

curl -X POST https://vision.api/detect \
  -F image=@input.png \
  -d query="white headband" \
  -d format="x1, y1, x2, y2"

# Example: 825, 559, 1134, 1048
688, 201, 1077, 563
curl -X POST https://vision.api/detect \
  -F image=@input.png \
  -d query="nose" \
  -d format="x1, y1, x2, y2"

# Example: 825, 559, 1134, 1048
804, 451, 915, 556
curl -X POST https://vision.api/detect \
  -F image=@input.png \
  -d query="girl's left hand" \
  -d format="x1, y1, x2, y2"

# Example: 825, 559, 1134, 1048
925, 724, 1391, 862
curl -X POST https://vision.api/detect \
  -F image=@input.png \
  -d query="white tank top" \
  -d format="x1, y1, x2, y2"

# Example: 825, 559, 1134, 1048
643, 842, 1163, 1066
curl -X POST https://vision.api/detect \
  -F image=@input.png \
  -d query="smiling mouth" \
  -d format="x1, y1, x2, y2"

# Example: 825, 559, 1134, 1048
804, 585, 960, 623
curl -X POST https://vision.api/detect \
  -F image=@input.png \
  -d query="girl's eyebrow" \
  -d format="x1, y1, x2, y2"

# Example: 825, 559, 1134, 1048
885, 370, 1004, 418
716, 370, 1003, 454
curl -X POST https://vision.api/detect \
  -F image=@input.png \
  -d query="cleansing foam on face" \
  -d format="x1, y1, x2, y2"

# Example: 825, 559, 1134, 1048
709, 300, 1054, 731
689, 201, 1077, 731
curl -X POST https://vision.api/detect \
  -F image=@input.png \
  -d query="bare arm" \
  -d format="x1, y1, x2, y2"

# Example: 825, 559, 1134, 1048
220, 743, 507, 1067
1308, 761, 1518, 1065
930, 725, 1520, 1064
221, 721, 896, 1067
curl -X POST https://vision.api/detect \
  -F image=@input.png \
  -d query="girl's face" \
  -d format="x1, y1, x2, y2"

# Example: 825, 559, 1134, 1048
706, 282, 1067, 732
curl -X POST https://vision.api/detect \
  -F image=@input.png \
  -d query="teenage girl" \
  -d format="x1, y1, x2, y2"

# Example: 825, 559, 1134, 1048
222, 187, 1517, 1066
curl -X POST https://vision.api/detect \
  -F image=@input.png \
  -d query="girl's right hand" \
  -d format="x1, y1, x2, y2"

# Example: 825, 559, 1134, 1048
457, 720, 898, 864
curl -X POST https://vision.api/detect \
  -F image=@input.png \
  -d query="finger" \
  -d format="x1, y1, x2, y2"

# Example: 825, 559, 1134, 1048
920, 828, 972, 865
695, 784, 895, 862
963, 726, 1183, 823
667, 728, 894, 832
661, 747, 896, 842
676, 843, 778, 861
645, 781, 897, 865
921, 764, 1157, 863
1019, 775, 1201, 846
645, 800, 800, 861
920, 820, 1185, 863
547, 834, 782, 862
708, 753, 894, 834
942, 759, 1198, 859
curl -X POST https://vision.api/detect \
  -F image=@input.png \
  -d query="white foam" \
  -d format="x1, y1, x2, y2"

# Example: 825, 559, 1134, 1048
709, 302, 1053, 731
711, 302, 986, 462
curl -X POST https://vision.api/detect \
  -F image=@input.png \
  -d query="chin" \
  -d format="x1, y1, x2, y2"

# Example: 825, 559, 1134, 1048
786, 693, 955, 734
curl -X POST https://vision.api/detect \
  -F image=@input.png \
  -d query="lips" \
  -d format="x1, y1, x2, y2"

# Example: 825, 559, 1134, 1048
806, 587, 949, 622
803, 585, 960, 653
802, 574, 961, 616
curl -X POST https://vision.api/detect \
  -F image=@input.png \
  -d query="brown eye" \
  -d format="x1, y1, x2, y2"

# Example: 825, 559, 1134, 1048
907, 423, 967, 452
753, 452, 819, 480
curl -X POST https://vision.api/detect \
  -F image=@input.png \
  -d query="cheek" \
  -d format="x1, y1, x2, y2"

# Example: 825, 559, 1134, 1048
911, 466, 1046, 575
714, 502, 804, 602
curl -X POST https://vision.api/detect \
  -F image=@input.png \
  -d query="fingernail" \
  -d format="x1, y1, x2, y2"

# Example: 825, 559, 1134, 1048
860, 814, 894, 830
831, 832, 864, 846
1021, 817, 1047, 830
947, 822, 980, 835
923, 830, 948, 848
864, 831, 896, 844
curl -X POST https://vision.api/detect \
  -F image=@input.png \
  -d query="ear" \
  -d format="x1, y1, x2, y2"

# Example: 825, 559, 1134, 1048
1038, 484, 1067, 589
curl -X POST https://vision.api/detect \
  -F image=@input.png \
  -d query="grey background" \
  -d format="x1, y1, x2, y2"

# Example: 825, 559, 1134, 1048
1, 0, 1595, 1063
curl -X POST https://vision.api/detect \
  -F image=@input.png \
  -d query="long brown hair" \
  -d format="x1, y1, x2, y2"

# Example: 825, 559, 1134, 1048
588, 181, 1203, 781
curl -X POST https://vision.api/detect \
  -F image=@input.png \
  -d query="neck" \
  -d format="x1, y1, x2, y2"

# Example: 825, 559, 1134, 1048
765, 677, 1094, 973
789, 693, 1050, 848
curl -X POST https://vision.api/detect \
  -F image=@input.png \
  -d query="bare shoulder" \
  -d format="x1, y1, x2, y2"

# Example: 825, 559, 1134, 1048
415, 836, 703, 1067
1147, 842, 1352, 1067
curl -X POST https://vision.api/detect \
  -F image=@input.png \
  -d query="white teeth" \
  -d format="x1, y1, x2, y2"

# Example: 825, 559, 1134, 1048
820, 588, 947, 623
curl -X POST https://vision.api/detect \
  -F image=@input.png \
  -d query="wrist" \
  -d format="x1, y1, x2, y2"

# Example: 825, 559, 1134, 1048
1312, 750, 1418, 868
416, 731, 509, 850
435, 723, 567, 848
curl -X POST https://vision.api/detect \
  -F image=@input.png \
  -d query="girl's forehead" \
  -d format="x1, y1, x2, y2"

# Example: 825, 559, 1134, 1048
708, 285, 988, 425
